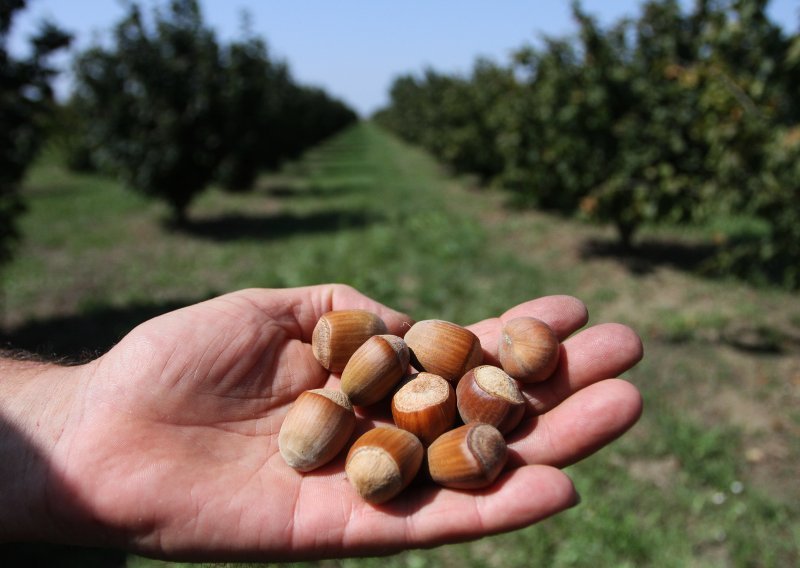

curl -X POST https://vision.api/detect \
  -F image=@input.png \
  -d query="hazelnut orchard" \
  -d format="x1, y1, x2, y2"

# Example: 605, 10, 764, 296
278, 309, 560, 504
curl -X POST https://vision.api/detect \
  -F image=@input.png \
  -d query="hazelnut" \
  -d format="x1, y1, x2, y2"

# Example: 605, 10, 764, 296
456, 365, 525, 435
345, 426, 424, 504
403, 319, 483, 382
391, 372, 456, 446
278, 389, 356, 472
341, 335, 410, 406
498, 317, 560, 383
312, 310, 388, 373
427, 423, 507, 490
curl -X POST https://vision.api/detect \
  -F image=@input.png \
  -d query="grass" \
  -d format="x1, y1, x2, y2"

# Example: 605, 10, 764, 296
3, 122, 799, 566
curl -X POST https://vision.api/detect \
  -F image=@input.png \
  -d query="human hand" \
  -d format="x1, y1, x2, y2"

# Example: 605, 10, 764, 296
1, 285, 642, 561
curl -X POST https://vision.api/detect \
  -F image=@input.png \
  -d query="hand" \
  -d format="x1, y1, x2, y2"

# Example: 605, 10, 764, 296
1, 285, 642, 561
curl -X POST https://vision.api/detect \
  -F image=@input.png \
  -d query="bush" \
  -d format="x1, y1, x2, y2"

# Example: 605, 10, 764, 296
374, 60, 511, 182
377, 0, 800, 288
72, 0, 227, 225
0, 1, 70, 264
71, 0, 357, 224
713, 126, 800, 288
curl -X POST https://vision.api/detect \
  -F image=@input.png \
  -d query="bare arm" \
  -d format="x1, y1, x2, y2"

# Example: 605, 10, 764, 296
0, 355, 85, 543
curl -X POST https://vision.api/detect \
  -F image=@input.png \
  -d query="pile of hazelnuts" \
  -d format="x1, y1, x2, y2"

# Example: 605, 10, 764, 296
278, 310, 560, 504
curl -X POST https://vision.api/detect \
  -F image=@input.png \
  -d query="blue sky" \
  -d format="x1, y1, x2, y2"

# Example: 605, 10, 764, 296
9, 0, 799, 116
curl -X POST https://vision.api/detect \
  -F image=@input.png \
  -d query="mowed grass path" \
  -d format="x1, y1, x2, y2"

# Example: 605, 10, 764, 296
4, 123, 800, 567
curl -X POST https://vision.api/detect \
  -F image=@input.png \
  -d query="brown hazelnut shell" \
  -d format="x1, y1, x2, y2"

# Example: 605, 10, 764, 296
345, 427, 424, 504
311, 310, 388, 372
456, 365, 525, 435
403, 319, 483, 382
278, 389, 356, 472
341, 335, 410, 406
498, 317, 560, 383
427, 423, 507, 490
391, 372, 456, 446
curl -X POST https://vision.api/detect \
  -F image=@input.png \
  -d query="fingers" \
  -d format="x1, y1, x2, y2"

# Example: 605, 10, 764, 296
234, 289, 591, 353
467, 305, 642, 471
308, 284, 413, 337
508, 379, 643, 468
222, 288, 642, 421
234, 285, 414, 341
341, 465, 578, 556
468, 295, 589, 364
499, 295, 589, 340
522, 323, 643, 414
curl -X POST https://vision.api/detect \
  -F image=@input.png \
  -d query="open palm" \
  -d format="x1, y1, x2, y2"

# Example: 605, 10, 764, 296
55, 285, 642, 561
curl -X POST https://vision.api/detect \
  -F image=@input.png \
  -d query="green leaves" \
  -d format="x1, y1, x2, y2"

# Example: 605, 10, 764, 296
70, 0, 356, 224
377, 0, 800, 288
375, 61, 511, 182
0, 0, 70, 266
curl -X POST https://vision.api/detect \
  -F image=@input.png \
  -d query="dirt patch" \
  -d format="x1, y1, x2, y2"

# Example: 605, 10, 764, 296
744, 439, 800, 501
626, 455, 682, 489
707, 386, 779, 435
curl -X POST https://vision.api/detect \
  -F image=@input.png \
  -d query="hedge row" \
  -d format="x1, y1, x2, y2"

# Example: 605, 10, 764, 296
375, 0, 800, 288
1, 0, 70, 265
65, 0, 357, 224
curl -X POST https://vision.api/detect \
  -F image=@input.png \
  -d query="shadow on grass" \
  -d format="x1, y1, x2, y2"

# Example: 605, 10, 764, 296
261, 180, 369, 199
580, 237, 719, 276
0, 543, 126, 568
1, 298, 208, 362
181, 209, 381, 242
581, 237, 800, 354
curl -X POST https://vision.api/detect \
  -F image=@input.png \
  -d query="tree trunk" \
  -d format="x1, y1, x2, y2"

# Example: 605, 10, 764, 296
0, 269, 6, 334
168, 202, 190, 229
616, 220, 636, 251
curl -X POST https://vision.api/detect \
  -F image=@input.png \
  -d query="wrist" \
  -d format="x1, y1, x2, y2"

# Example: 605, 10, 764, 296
0, 356, 87, 543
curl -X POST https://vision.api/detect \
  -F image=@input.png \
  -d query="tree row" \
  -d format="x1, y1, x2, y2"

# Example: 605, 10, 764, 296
375, 0, 800, 289
1, 0, 358, 271
64, 0, 358, 225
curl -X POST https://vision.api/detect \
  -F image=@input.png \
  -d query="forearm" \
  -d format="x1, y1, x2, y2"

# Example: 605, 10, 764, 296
0, 354, 83, 543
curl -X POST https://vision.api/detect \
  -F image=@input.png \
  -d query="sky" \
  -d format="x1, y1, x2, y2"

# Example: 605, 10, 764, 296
8, 0, 800, 116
